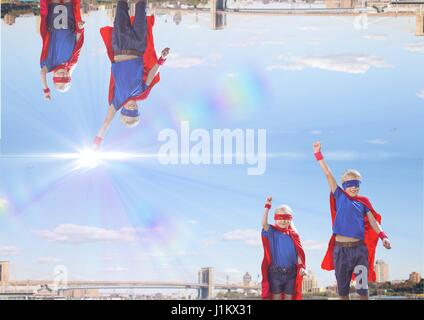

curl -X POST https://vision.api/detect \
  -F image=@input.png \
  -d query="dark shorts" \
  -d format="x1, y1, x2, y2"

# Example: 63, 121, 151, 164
333, 242, 369, 297
268, 265, 296, 295
112, 0, 147, 56
47, 2, 75, 31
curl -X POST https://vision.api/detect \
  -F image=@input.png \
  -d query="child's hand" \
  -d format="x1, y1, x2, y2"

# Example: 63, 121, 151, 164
265, 196, 272, 204
313, 141, 321, 153
44, 91, 51, 100
299, 268, 307, 276
382, 238, 391, 249
92, 136, 103, 151
78, 21, 85, 29
161, 47, 170, 59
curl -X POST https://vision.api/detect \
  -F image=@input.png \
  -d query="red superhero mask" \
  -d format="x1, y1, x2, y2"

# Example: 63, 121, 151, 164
274, 213, 292, 220
53, 76, 71, 83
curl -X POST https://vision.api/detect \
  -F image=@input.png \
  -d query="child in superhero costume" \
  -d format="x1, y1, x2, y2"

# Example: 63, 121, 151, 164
40, 0, 85, 99
261, 196, 306, 300
313, 141, 391, 300
93, 0, 170, 148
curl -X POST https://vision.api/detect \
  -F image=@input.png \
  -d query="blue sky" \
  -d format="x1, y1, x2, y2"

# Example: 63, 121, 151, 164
1, 9, 423, 288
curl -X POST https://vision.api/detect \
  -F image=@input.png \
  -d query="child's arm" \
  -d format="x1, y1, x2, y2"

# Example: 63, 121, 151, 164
40, 66, 51, 100
261, 196, 272, 232
145, 48, 170, 86
93, 105, 117, 149
313, 141, 337, 193
366, 211, 391, 249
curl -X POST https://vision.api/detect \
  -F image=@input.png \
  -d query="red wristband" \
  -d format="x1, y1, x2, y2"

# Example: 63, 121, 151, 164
158, 56, 166, 66
264, 203, 271, 209
43, 88, 50, 94
378, 231, 388, 241
93, 136, 103, 146
314, 151, 324, 161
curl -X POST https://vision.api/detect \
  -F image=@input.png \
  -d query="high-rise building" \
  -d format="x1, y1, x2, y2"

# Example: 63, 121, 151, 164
0, 261, 10, 286
416, 14, 424, 36
375, 259, 389, 283
302, 270, 318, 294
409, 272, 421, 284
243, 272, 252, 286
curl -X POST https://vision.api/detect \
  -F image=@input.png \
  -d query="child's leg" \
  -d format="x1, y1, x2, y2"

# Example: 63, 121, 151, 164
132, 0, 148, 54
333, 245, 353, 300
268, 266, 284, 300
112, 0, 132, 53
353, 245, 369, 299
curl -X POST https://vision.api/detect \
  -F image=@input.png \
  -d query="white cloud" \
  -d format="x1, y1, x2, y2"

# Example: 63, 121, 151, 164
405, 43, 424, 53
325, 150, 402, 161
303, 240, 325, 251
268, 54, 391, 74
366, 139, 388, 145
37, 257, 63, 264
0, 245, 20, 256
297, 26, 320, 31
363, 35, 387, 41
188, 220, 198, 225
310, 130, 322, 135
222, 229, 261, 246
134, 250, 198, 260
34, 224, 145, 243
166, 53, 222, 68
104, 267, 128, 273
417, 90, 424, 99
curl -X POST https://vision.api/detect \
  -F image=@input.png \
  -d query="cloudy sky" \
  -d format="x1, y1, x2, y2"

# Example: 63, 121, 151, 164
1, 9, 423, 288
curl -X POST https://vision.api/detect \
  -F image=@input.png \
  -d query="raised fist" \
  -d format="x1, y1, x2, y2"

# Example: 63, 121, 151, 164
313, 141, 321, 153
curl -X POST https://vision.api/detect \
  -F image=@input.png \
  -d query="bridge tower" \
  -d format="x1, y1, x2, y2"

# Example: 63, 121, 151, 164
0, 261, 10, 286
198, 267, 214, 299
417, 14, 424, 36
211, 0, 227, 11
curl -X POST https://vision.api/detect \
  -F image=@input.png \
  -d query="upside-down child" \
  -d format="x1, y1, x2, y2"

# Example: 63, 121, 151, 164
261, 196, 306, 300
40, 0, 85, 99
313, 141, 391, 300
93, 0, 170, 148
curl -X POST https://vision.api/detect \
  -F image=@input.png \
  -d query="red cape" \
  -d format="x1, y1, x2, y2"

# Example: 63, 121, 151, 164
321, 189, 381, 282
100, 15, 160, 108
40, 0, 84, 73
261, 225, 305, 300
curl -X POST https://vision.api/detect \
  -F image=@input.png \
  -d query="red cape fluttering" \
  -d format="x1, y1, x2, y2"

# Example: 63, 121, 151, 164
100, 15, 160, 109
261, 225, 305, 300
40, 0, 84, 73
321, 189, 381, 282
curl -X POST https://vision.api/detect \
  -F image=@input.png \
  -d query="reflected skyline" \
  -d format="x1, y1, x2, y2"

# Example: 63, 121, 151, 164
1, 1, 423, 289
2, 0, 423, 34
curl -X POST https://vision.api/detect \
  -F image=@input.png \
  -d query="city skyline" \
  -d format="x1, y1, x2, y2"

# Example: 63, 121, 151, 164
1, 4, 423, 293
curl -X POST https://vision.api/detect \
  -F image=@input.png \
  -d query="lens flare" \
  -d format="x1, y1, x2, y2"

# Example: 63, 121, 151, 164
0, 198, 9, 216
76, 148, 102, 169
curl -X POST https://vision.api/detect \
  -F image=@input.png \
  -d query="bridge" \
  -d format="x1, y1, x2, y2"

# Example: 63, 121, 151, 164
1, 267, 260, 299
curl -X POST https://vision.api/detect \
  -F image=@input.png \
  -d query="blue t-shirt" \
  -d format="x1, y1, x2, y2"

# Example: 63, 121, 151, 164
111, 59, 146, 110
41, 30, 76, 71
332, 186, 369, 240
262, 227, 298, 268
